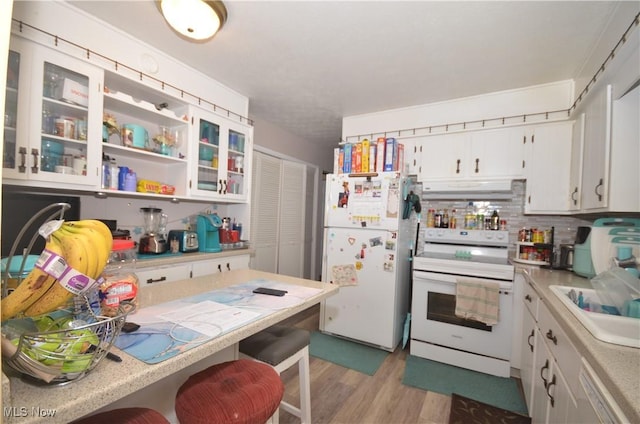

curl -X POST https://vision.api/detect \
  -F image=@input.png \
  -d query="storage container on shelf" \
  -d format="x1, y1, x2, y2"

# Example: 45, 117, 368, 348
100, 239, 138, 317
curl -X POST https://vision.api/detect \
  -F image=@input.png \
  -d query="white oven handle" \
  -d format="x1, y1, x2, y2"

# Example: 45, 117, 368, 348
413, 270, 513, 292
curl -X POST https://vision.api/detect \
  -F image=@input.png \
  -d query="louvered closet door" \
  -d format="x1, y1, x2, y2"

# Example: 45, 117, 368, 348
277, 161, 306, 277
250, 152, 282, 273
303, 165, 316, 280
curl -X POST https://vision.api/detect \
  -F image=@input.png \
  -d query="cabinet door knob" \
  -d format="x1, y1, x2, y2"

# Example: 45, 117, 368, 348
475, 158, 479, 173
571, 187, 578, 205
456, 159, 461, 174
595, 178, 603, 202
18, 147, 27, 173
217, 264, 222, 272
146, 276, 167, 284
546, 329, 558, 345
218, 179, 224, 194
30, 148, 40, 174
527, 329, 535, 352
540, 359, 550, 388
524, 294, 532, 303
546, 374, 557, 407
226, 262, 231, 271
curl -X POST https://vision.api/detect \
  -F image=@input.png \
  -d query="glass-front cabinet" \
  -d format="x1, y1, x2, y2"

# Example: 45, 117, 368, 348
191, 107, 251, 201
3, 38, 102, 187
3, 49, 20, 174
4, 35, 252, 203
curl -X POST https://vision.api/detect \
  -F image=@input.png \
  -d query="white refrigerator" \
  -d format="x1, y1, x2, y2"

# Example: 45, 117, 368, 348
320, 172, 416, 351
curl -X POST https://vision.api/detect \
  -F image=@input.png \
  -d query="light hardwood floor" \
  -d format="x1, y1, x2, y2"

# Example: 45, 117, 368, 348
277, 305, 452, 424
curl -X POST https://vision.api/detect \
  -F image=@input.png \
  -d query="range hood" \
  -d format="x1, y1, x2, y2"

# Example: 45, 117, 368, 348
421, 179, 514, 200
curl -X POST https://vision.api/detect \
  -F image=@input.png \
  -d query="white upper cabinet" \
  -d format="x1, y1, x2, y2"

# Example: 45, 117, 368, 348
579, 84, 612, 210
469, 127, 525, 179
189, 106, 252, 202
576, 82, 640, 213
567, 114, 585, 211
417, 126, 524, 182
3, 38, 103, 188
418, 132, 469, 181
523, 121, 574, 214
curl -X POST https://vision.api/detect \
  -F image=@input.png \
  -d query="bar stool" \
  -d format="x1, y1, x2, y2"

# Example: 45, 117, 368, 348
175, 358, 284, 424
72, 407, 169, 423
239, 325, 311, 424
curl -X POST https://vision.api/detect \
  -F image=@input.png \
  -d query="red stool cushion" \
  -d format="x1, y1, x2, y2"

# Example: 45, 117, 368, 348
73, 407, 169, 424
176, 359, 285, 424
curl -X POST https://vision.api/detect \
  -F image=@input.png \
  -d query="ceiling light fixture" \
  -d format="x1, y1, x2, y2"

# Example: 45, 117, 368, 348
158, 0, 227, 41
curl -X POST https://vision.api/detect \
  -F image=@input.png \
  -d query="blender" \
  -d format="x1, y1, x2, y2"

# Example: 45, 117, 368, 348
138, 207, 168, 254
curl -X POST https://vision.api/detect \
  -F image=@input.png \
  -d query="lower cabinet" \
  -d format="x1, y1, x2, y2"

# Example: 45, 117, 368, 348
531, 327, 577, 424
137, 263, 191, 286
137, 253, 250, 285
520, 282, 579, 424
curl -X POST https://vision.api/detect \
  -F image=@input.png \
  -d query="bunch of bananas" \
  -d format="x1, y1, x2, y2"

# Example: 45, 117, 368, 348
1, 220, 112, 321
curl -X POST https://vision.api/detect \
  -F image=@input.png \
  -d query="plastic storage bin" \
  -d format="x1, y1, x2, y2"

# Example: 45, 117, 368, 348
590, 267, 640, 316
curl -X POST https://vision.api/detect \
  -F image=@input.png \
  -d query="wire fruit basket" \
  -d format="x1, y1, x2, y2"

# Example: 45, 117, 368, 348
1, 202, 132, 384
1, 298, 133, 385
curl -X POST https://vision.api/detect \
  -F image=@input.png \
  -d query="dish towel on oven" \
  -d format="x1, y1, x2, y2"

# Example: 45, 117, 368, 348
455, 277, 500, 326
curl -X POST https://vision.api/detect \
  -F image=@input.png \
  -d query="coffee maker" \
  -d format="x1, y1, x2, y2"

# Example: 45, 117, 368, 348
197, 214, 222, 253
139, 207, 168, 254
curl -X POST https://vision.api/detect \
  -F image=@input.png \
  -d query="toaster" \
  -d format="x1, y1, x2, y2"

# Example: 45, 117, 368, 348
168, 230, 199, 253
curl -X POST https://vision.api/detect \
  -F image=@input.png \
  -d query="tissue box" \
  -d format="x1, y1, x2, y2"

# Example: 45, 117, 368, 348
58, 78, 89, 107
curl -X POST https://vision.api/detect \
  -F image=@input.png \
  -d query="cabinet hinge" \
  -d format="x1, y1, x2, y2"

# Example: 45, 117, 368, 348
522, 160, 525, 169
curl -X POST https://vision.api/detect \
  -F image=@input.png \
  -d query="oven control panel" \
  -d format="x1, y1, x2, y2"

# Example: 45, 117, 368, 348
424, 229, 509, 247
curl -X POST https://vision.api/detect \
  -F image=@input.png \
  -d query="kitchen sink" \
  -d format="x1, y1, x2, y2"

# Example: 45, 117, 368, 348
549, 285, 640, 349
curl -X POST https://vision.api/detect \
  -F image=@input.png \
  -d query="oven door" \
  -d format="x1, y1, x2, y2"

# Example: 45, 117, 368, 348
411, 270, 513, 360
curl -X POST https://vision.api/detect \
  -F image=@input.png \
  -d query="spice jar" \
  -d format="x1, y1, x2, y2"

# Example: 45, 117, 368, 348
100, 239, 138, 317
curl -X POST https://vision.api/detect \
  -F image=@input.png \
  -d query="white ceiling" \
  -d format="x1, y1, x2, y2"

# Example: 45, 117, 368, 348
69, 1, 623, 149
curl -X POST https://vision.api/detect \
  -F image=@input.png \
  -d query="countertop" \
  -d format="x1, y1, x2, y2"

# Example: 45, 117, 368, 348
518, 265, 640, 423
1, 269, 337, 424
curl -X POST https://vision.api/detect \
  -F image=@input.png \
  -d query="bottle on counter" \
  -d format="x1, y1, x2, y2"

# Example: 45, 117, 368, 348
450, 209, 457, 229
442, 209, 449, 228
491, 210, 500, 230
426, 209, 435, 228
464, 202, 475, 229
434, 209, 442, 228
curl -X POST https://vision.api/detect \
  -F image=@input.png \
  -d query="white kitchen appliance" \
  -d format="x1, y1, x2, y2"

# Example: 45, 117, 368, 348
320, 172, 417, 351
411, 228, 515, 377
587, 217, 640, 276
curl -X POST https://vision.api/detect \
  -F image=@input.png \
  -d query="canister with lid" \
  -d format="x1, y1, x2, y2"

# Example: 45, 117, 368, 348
100, 239, 138, 317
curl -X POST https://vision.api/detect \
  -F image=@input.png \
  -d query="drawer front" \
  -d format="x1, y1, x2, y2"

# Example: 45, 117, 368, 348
538, 301, 581, 396
522, 280, 540, 320
191, 254, 250, 278
137, 264, 191, 285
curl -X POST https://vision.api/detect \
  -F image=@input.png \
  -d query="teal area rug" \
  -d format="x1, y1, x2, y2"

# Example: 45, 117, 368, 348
402, 355, 528, 415
309, 331, 389, 376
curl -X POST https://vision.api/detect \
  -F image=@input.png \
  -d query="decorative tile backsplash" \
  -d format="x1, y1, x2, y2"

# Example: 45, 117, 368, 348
416, 180, 640, 260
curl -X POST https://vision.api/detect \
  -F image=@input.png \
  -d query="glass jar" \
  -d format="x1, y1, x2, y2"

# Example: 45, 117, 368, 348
100, 239, 138, 317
